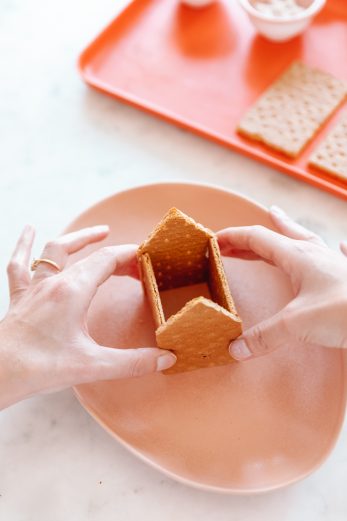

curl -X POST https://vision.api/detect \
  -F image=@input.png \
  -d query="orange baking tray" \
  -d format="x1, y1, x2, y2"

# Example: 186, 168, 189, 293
79, 0, 347, 200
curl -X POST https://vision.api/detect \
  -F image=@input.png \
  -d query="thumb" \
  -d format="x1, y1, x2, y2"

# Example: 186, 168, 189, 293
230, 314, 288, 360
81, 345, 177, 382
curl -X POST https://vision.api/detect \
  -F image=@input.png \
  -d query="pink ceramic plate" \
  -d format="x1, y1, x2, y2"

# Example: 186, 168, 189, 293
66, 182, 347, 493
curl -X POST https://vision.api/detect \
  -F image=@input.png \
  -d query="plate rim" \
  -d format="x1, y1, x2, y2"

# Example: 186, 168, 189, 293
65, 179, 270, 232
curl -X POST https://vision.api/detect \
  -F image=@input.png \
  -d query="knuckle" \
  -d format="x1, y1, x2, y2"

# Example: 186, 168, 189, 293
99, 245, 116, 257
292, 240, 323, 259
306, 232, 319, 241
44, 276, 78, 301
44, 240, 63, 255
251, 325, 267, 348
252, 225, 265, 234
311, 236, 326, 248
292, 240, 308, 254
301, 231, 323, 246
248, 225, 266, 242
7, 260, 22, 275
128, 355, 146, 378
248, 322, 278, 355
281, 311, 295, 334
248, 225, 267, 248
45, 240, 58, 250
95, 246, 118, 265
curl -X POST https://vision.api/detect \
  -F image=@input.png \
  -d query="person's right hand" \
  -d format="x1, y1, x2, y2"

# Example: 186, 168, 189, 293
217, 207, 347, 361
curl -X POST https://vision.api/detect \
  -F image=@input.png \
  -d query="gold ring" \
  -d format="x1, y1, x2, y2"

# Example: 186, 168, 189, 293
31, 258, 62, 272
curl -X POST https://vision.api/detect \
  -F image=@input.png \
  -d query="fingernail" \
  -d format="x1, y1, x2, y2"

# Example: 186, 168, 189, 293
270, 205, 287, 216
229, 339, 252, 360
156, 353, 177, 371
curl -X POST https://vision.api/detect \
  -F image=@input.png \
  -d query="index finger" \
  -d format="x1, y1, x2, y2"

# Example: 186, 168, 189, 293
65, 244, 140, 299
217, 226, 294, 274
33, 225, 110, 281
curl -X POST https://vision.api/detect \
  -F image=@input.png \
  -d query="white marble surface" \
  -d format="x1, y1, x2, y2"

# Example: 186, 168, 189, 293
1, 0, 347, 519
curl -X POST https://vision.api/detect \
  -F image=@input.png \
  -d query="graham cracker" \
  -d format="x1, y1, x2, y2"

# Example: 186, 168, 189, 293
138, 207, 213, 290
138, 208, 242, 374
156, 297, 242, 374
139, 253, 165, 329
237, 61, 347, 158
208, 236, 239, 316
309, 115, 347, 181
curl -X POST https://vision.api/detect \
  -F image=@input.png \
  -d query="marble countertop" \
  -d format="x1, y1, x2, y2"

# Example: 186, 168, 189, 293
1, 0, 346, 519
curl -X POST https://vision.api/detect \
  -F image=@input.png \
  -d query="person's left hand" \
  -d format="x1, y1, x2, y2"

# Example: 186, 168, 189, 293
0, 225, 176, 410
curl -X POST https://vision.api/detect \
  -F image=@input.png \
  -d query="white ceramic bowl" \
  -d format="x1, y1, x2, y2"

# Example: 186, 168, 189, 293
237, 0, 326, 42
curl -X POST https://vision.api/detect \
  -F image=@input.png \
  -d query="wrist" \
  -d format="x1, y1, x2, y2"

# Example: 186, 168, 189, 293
0, 317, 33, 410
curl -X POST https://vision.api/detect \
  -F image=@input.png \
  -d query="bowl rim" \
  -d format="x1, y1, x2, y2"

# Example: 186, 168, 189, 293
236, 0, 326, 25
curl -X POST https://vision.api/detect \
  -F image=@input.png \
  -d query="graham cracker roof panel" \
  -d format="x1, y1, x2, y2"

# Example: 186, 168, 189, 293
138, 208, 214, 290
138, 208, 213, 257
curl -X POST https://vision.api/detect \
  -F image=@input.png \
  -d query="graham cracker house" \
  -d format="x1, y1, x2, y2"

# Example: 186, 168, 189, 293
138, 208, 242, 374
